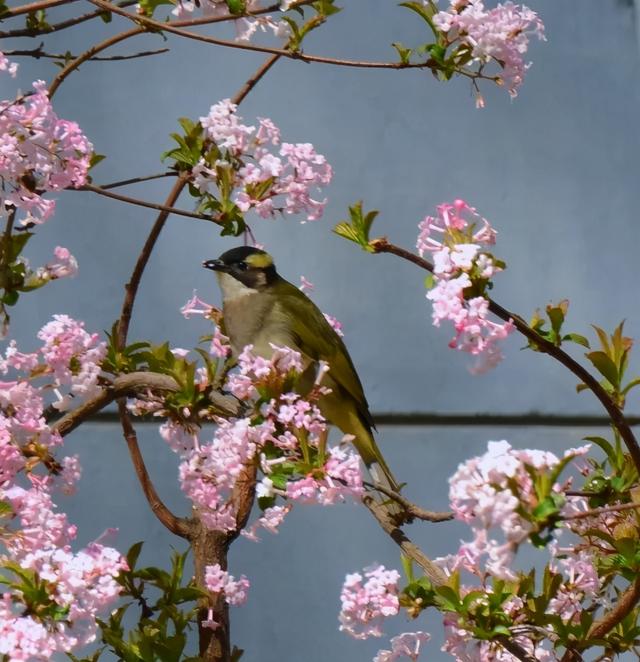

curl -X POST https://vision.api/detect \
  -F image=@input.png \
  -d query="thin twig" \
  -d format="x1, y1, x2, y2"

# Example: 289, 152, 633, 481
98, 171, 177, 190
1, 0, 79, 18
88, 0, 431, 71
50, 371, 242, 437
232, 52, 280, 105
363, 495, 447, 585
0, 0, 137, 38
116, 172, 190, 348
369, 237, 640, 475
5, 45, 169, 61
49, 26, 144, 97
118, 400, 191, 538
78, 182, 223, 225
561, 501, 640, 522
365, 481, 454, 522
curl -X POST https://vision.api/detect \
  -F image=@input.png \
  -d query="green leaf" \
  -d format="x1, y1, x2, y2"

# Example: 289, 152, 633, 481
126, 542, 144, 571
137, 0, 173, 17
392, 42, 412, 64
399, 1, 437, 30
89, 153, 106, 170
225, 0, 246, 14
333, 201, 379, 252
562, 333, 590, 348
586, 350, 619, 388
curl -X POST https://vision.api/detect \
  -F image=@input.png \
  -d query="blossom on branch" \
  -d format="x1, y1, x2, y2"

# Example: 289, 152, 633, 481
339, 564, 401, 639
0, 81, 92, 225
193, 99, 332, 222
433, 0, 545, 100
417, 199, 513, 373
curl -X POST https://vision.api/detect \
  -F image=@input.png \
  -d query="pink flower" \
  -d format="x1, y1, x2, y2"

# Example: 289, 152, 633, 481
205, 563, 250, 606
181, 291, 214, 318
193, 101, 332, 222
419, 200, 511, 372
339, 565, 400, 639
374, 631, 431, 662
433, 0, 545, 98
0, 81, 92, 225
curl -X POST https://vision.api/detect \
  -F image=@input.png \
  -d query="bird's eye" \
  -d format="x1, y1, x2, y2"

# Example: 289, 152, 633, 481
236, 262, 248, 271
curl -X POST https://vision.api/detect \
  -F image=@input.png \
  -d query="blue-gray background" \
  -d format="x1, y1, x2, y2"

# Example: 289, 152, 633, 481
3, 0, 640, 659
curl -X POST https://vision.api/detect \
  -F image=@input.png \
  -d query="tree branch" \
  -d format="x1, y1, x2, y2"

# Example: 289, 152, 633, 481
87, 0, 431, 71
362, 495, 447, 585
50, 371, 242, 437
6, 44, 169, 61
117, 400, 191, 539
369, 237, 640, 475
97, 171, 177, 190
1, 0, 79, 19
0, 0, 137, 38
78, 182, 224, 225
560, 577, 640, 662
49, 26, 144, 97
365, 481, 454, 522
116, 172, 190, 348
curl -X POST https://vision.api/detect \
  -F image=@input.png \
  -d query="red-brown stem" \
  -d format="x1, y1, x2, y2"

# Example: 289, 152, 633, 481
49, 26, 144, 97
2, 0, 79, 18
79, 182, 223, 225
6, 45, 169, 61
369, 238, 640, 474
116, 172, 189, 348
88, 0, 431, 71
118, 400, 190, 538
0, 0, 137, 38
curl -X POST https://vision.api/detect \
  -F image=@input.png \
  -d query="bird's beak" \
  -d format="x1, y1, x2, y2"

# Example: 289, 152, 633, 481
202, 259, 228, 273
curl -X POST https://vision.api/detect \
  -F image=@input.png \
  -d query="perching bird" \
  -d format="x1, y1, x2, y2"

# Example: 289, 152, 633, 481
203, 245, 400, 495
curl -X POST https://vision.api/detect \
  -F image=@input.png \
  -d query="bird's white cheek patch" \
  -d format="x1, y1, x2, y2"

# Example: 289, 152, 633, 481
216, 273, 258, 301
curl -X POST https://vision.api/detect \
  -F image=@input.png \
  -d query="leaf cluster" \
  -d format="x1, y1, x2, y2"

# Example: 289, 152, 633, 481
70, 543, 205, 662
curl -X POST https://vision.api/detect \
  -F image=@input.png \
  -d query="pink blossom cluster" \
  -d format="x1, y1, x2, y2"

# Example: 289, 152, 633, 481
1, 81, 93, 225
339, 564, 401, 639
0, 319, 124, 660
444, 440, 589, 581
0, 483, 126, 660
547, 548, 600, 622
374, 631, 430, 662
204, 563, 250, 606
163, 343, 362, 533
417, 199, 513, 373
433, 0, 545, 100
194, 99, 332, 221
170, 0, 290, 42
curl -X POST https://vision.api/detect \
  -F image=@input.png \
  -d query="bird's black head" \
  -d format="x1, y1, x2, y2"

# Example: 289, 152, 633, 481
203, 246, 278, 291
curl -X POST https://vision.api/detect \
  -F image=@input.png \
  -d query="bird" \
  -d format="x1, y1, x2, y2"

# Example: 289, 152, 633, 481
202, 245, 400, 497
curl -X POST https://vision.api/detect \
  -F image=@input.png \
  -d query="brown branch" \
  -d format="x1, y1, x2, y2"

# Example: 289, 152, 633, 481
118, 400, 191, 538
50, 371, 242, 437
369, 237, 640, 475
49, 26, 144, 97
116, 172, 190, 348
78, 182, 223, 225
560, 577, 640, 662
98, 171, 177, 190
561, 501, 640, 522
232, 52, 280, 105
1, 0, 79, 18
5, 44, 169, 61
87, 0, 431, 71
169, 0, 313, 28
365, 481, 454, 522
0, 0, 137, 38
363, 495, 447, 585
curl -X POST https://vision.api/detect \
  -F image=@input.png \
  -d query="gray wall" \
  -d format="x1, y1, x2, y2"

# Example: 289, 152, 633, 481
4, 0, 640, 659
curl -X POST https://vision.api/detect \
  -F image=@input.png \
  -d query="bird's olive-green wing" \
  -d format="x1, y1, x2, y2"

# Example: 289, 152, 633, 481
271, 280, 375, 429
